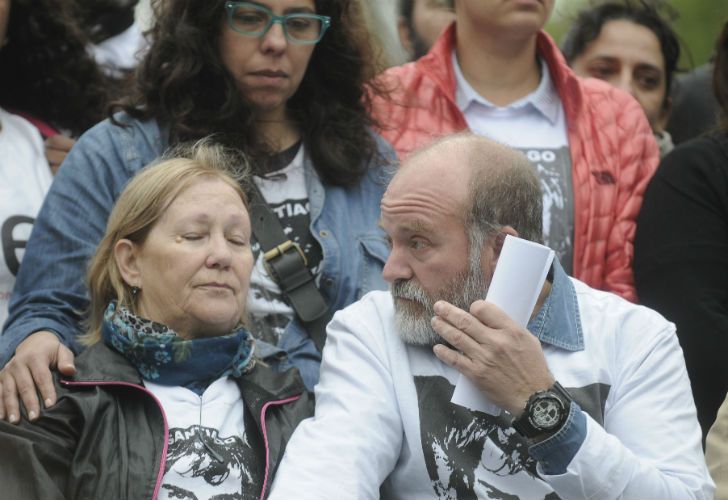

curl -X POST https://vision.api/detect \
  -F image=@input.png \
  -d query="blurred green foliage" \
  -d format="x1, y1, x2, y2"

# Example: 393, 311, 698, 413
546, 0, 726, 69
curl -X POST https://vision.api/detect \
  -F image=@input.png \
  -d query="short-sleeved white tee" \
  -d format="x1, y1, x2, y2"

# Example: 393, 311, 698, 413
0, 109, 53, 329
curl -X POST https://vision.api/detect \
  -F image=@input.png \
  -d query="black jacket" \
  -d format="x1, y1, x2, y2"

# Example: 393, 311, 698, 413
0, 342, 312, 499
635, 132, 728, 439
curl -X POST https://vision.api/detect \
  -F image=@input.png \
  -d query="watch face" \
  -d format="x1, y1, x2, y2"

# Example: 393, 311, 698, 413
530, 396, 563, 430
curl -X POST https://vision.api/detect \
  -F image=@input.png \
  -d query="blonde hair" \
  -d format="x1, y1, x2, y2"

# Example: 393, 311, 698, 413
81, 138, 250, 345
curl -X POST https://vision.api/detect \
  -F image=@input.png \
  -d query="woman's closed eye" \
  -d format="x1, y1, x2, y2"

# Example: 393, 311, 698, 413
227, 236, 249, 246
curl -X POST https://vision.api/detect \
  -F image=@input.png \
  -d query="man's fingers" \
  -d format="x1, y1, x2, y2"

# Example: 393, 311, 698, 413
431, 314, 482, 355
2, 371, 21, 423
56, 344, 76, 376
469, 300, 517, 330
433, 300, 492, 344
433, 344, 474, 373
29, 360, 57, 411
13, 364, 41, 421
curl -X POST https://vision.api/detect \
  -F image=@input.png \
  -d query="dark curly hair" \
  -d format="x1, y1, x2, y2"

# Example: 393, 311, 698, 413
116, 0, 386, 187
715, 20, 728, 131
0, 0, 120, 136
561, 0, 681, 107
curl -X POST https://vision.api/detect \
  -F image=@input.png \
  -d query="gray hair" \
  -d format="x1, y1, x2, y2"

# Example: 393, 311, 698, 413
465, 143, 544, 247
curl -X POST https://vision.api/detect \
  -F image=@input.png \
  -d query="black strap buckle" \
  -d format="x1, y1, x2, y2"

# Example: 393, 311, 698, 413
262, 240, 327, 324
263, 240, 308, 278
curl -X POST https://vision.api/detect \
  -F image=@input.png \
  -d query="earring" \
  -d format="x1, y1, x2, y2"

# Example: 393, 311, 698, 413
131, 286, 141, 296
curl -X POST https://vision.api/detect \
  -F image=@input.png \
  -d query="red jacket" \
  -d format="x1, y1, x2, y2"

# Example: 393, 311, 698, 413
370, 25, 659, 302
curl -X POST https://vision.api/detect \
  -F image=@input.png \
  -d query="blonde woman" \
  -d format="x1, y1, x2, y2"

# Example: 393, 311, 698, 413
0, 141, 311, 500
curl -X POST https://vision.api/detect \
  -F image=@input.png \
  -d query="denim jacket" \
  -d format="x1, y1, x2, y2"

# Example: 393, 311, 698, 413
1, 113, 395, 389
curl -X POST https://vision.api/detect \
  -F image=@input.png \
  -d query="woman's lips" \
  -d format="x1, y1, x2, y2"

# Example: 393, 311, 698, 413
249, 70, 289, 85
247, 72, 289, 88
198, 282, 234, 291
251, 69, 288, 77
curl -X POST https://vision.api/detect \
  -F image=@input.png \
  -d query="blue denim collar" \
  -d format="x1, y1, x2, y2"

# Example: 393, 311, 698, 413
526, 260, 584, 351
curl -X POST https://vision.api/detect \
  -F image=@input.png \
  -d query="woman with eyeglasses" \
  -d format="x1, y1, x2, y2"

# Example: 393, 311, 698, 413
0, 0, 394, 426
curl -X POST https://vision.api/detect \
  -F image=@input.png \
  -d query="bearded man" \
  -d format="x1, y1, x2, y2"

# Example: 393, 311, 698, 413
268, 134, 712, 499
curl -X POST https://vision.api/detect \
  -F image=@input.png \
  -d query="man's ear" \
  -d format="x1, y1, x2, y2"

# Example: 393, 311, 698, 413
482, 226, 519, 279
114, 239, 142, 288
492, 226, 519, 259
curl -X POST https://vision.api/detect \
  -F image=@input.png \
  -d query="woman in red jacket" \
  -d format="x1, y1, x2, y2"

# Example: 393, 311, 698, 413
370, 0, 659, 302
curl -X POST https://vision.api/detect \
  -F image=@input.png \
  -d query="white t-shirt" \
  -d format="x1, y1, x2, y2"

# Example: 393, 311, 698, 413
453, 54, 574, 273
145, 377, 263, 500
247, 144, 322, 346
0, 109, 53, 329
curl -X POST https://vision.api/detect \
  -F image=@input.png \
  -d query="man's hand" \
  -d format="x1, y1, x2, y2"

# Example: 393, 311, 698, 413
0, 331, 76, 423
44, 135, 76, 174
431, 300, 554, 416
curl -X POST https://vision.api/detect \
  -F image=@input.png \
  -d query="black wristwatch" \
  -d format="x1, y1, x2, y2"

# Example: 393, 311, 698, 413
512, 381, 573, 439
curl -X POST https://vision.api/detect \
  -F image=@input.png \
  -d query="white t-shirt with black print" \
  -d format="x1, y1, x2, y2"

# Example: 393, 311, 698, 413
145, 377, 263, 500
0, 108, 53, 330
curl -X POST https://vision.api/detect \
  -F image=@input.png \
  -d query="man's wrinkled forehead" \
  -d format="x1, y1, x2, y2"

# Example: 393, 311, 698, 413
389, 144, 471, 196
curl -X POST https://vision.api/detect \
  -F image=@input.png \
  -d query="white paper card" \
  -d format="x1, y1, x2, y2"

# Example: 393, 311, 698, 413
450, 235, 555, 415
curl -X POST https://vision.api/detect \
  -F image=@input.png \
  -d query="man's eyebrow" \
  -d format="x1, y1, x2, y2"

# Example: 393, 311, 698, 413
406, 219, 436, 233
379, 219, 435, 234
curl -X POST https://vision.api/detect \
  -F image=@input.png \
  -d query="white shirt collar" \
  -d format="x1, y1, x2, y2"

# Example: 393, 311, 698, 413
452, 50, 561, 124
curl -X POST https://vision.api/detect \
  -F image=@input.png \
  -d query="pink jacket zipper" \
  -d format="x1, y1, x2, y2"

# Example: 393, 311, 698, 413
259, 395, 302, 500
61, 380, 169, 499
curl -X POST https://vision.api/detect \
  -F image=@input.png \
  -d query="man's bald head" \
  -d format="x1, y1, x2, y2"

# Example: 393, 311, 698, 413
395, 133, 543, 243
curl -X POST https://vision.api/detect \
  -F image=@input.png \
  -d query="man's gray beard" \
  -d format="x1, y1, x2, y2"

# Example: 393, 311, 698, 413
391, 255, 489, 347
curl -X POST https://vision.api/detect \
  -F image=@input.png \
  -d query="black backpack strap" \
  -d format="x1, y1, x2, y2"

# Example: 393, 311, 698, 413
247, 183, 331, 352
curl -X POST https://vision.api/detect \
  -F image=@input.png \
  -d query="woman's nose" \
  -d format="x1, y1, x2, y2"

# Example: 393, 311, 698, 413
260, 22, 288, 53
206, 234, 233, 268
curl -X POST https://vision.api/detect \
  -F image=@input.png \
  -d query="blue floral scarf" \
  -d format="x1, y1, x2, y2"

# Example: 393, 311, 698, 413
102, 302, 256, 395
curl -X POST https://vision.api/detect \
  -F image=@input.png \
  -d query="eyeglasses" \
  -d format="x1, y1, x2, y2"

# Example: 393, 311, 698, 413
224, 2, 331, 45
